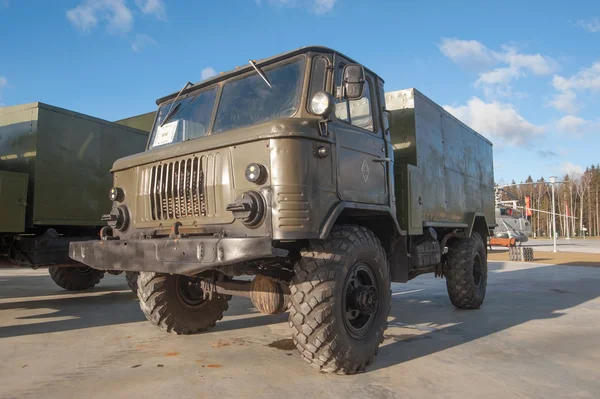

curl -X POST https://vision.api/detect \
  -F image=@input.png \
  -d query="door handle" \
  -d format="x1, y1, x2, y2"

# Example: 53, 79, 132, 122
372, 158, 391, 163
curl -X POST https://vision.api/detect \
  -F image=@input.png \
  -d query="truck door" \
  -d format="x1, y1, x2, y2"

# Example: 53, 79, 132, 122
332, 59, 388, 205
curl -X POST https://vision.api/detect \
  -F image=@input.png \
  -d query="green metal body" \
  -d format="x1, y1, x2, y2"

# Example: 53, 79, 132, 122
0, 170, 28, 232
68, 47, 495, 280
387, 89, 495, 235
0, 102, 149, 230
114, 111, 156, 133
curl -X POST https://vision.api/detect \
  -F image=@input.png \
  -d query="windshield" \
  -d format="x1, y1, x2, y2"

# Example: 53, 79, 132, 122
149, 58, 306, 149
213, 59, 305, 133
150, 88, 217, 149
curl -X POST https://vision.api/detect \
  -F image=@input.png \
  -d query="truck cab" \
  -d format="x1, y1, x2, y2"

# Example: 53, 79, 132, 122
70, 46, 494, 374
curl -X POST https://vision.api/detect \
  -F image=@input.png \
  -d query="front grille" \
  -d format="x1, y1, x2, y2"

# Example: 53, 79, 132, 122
148, 157, 206, 220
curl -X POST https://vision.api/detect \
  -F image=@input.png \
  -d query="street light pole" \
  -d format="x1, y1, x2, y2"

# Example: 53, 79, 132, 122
549, 176, 557, 252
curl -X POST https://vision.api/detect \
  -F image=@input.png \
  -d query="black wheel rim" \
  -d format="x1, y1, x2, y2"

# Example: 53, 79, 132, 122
342, 262, 379, 340
473, 253, 483, 286
175, 275, 206, 308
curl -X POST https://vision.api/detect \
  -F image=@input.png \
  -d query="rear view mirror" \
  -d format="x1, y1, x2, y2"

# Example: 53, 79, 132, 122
342, 64, 365, 100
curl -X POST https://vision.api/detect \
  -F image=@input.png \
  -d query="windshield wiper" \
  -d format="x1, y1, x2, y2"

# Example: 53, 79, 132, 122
160, 102, 182, 127
160, 81, 193, 127
248, 59, 272, 89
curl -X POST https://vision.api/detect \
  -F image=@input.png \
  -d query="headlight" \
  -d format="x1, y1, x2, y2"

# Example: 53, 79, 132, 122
245, 163, 267, 184
109, 187, 124, 202
310, 91, 335, 117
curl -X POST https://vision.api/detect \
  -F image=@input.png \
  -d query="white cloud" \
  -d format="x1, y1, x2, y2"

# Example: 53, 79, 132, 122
67, 0, 166, 51
201, 67, 217, 80
439, 38, 556, 99
576, 17, 600, 33
135, 0, 166, 20
131, 33, 156, 52
1, 0, 9, 7
553, 61, 600, 91
438, 38, 496, 69
550, 61, 600, 113
443, 97, 544, 146
556, 115, 589, 136
558, 162, 584, 178
313, 0, 336, 14
500, 46, 556, 75
550, 88, 578, 114
257, 0, 337, 14
476, 66, 522, 85
67, 0, 133, 34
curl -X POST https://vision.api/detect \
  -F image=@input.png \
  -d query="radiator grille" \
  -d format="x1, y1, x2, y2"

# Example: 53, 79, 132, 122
148, 157, 206, 220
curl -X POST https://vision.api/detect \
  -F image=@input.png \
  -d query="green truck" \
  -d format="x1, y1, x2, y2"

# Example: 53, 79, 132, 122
70, 46, 495, 373
0, 102, 148, 290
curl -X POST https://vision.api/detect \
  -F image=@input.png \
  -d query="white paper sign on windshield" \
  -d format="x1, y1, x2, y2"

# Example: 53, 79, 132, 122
153, 120, 178, 147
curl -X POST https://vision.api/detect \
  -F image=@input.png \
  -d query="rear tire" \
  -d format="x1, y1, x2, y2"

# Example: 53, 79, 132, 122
288, 225, 391, 374
137, 272, 230, 335
125, 271, 139, 293
445, 232, 487, 309
49, 266, 105, 291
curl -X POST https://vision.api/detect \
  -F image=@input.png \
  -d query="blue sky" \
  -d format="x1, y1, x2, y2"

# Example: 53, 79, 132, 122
0, 0, 599, 183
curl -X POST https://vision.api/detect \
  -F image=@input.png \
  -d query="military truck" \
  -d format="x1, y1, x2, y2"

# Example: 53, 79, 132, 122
70, 46, 495, 374
0, 102, 148, 291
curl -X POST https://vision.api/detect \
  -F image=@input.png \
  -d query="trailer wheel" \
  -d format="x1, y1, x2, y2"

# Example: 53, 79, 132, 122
288, 225, 391, 374
137, 272, 230, 335
125, 271, 139, 293
48, 265, 105, 291
445, 232, 487, 309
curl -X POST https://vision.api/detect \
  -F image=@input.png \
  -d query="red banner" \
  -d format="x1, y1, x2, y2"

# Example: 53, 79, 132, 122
525, 196, 532, 217
566, 201, 570, 217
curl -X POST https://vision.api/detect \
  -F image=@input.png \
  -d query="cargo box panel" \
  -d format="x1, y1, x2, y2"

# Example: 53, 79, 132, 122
0, 102, 149, 228
386, 89, 495, 230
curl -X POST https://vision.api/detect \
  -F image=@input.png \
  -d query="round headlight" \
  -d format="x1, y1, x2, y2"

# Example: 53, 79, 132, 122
109, 187, 124, 202
245, 163, 267, 184
310, 91, 335, 117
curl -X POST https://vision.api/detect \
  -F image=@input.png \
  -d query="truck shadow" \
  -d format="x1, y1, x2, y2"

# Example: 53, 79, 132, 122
0, 273, 126, 300
0, 275, 286, 338
369, 262, 600, 372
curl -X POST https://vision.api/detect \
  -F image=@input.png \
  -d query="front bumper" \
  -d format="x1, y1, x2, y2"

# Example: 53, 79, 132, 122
69, 236, 276, 275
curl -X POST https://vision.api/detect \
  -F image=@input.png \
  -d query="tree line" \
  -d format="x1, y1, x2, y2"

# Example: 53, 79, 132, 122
501, 164, 600, 238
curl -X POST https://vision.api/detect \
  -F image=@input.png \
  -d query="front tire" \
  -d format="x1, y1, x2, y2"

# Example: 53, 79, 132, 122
49, 265, 105, 291
137, 272, 230, 335
288, 225, 391, 374
445, 232, 488, 309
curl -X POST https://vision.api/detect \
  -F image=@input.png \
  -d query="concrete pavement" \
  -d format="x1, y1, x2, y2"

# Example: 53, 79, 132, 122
526, 238, 600, 254
1, 262, 599, 399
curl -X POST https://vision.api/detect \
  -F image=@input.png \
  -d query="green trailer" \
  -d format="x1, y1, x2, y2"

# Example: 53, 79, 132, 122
0, 102, 148, 290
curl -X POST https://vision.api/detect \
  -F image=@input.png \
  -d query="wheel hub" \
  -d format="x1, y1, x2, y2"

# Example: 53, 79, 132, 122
343, 262, 380, 339
176, 276, 206, 307
349, 285, 377, 315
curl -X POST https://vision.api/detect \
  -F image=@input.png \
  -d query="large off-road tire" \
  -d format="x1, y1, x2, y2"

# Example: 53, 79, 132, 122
289, 225, 391, 374
137, 272, 230, 335
125, 271, 139, 293
48, 266, 105, 291
445, 232, 488, 309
